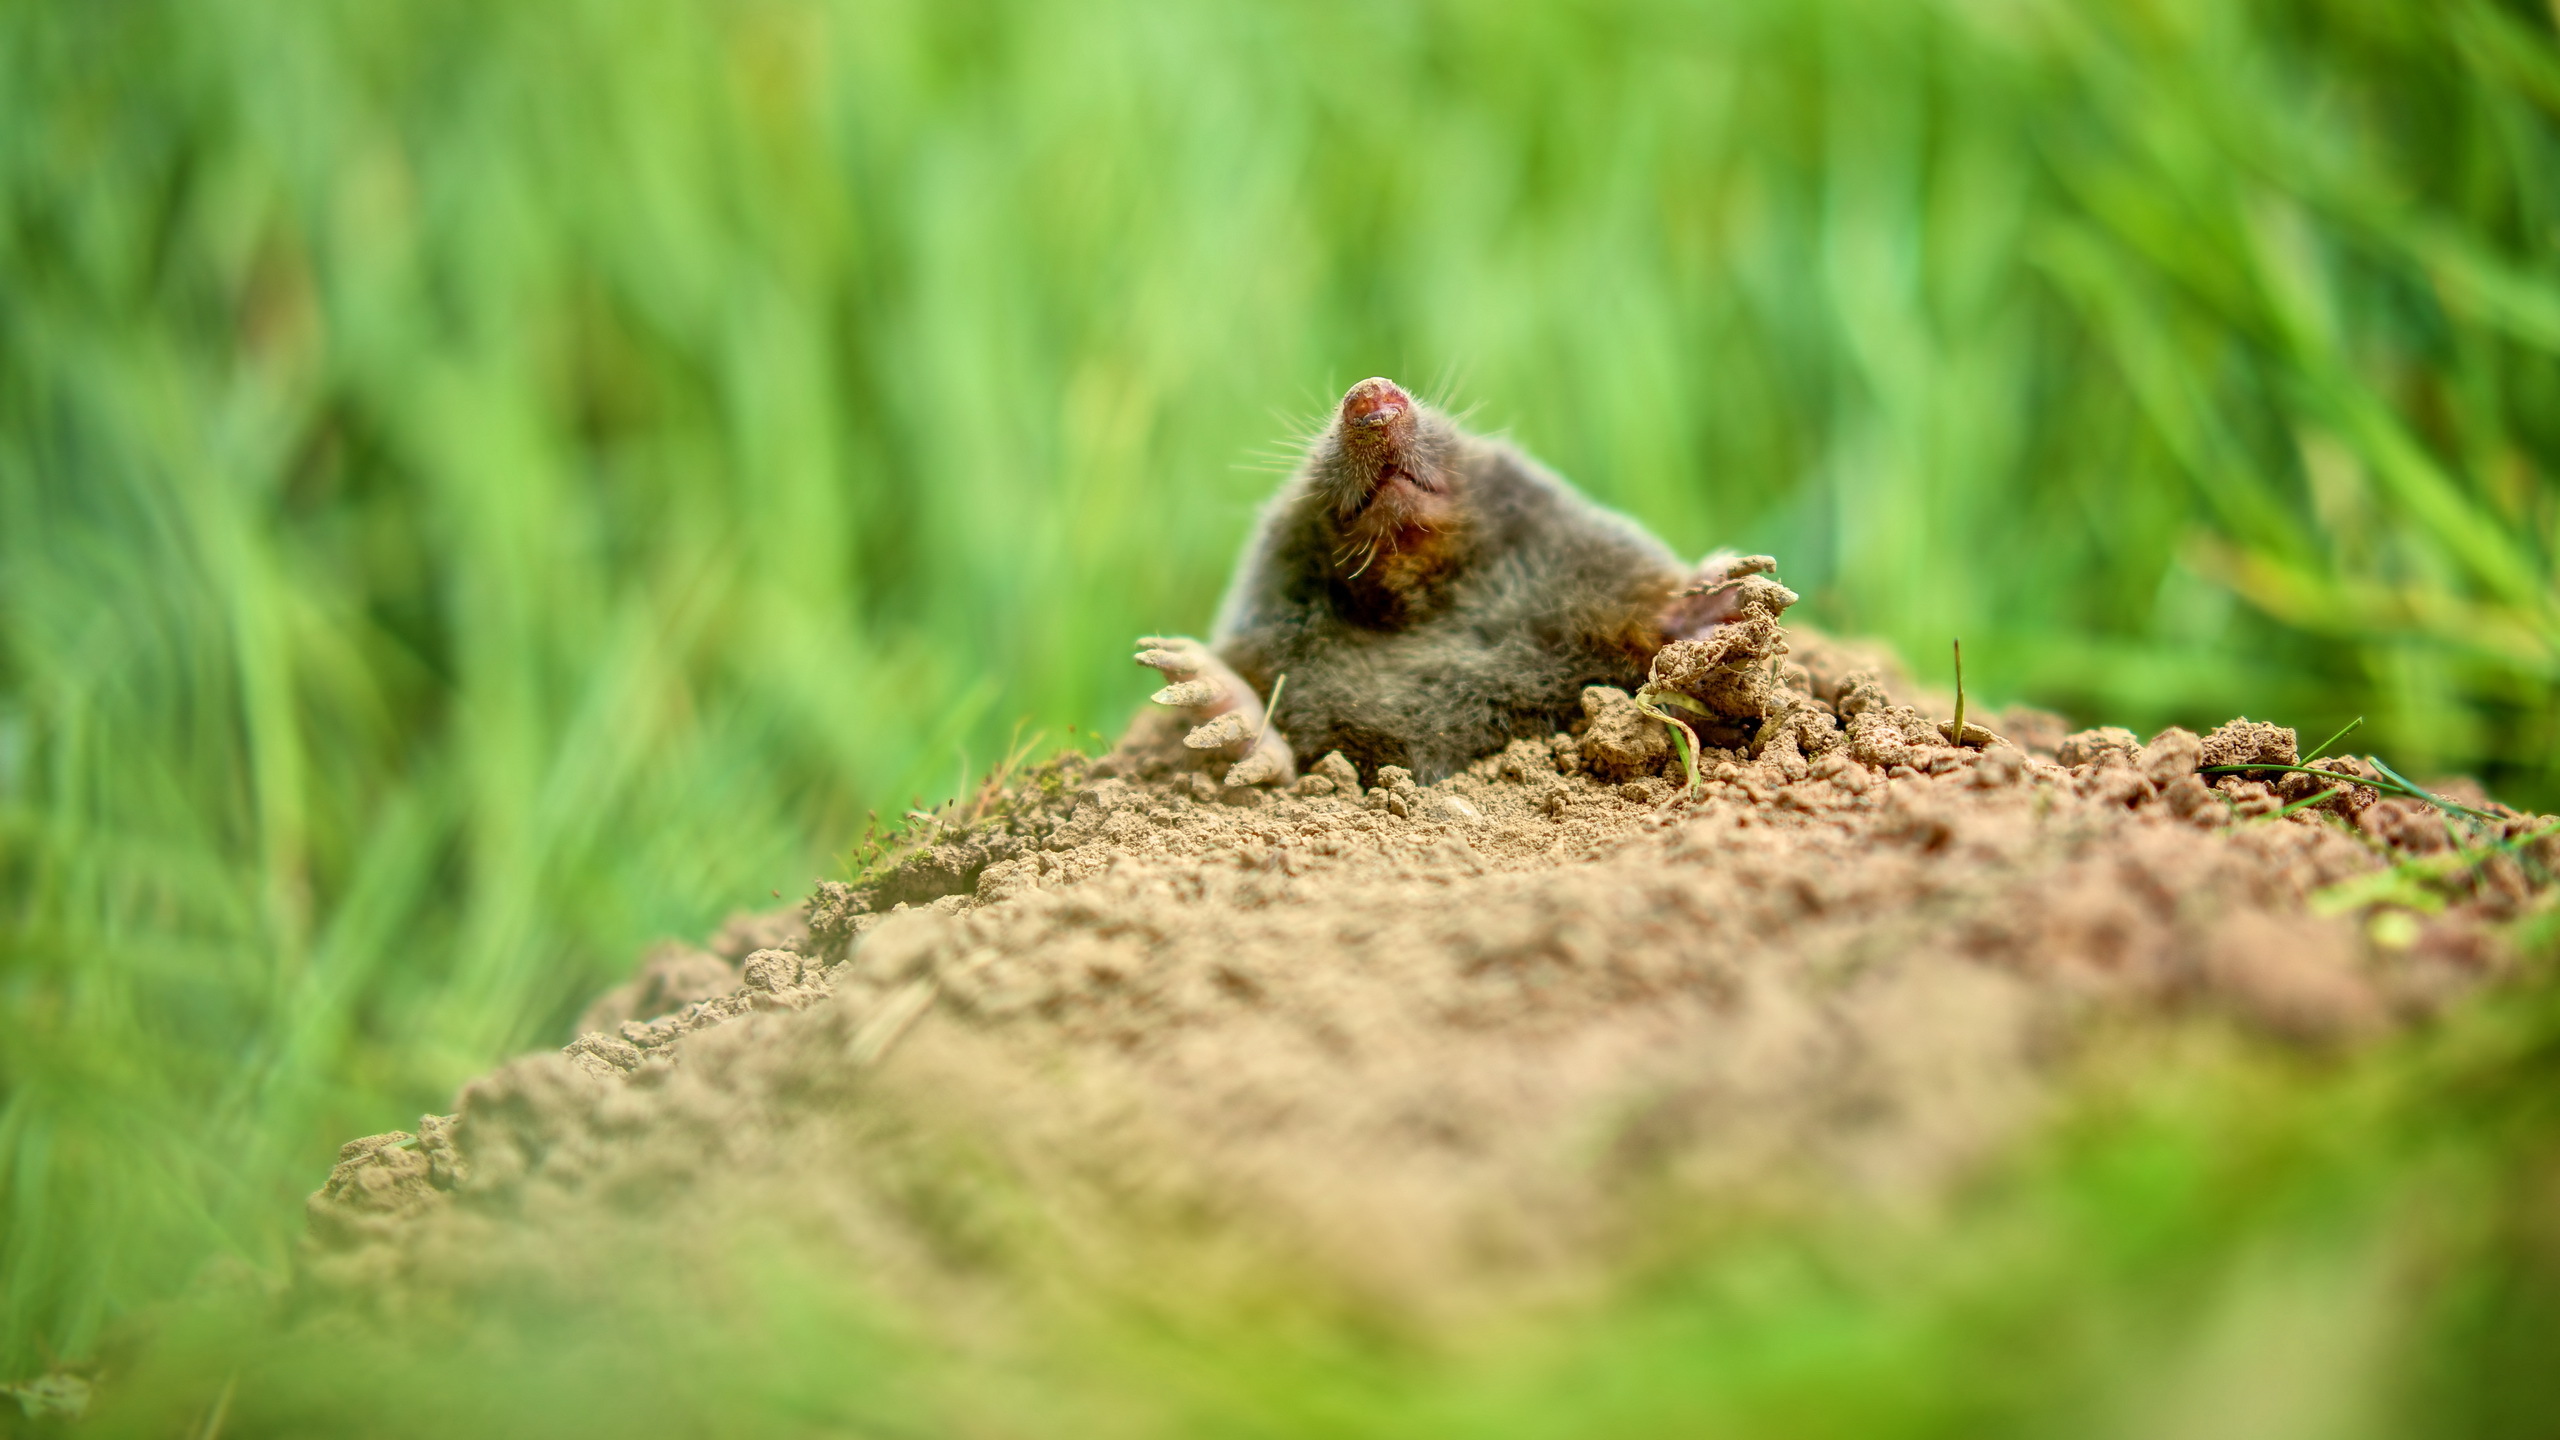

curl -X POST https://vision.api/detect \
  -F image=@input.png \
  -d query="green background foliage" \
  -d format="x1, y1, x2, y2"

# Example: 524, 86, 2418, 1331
2, 0, 2557, 1424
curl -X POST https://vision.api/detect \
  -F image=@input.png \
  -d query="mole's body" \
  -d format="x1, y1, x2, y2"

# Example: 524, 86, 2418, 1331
1139, 378, 1743, 785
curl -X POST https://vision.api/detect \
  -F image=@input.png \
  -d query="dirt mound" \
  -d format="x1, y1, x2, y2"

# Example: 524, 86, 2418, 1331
303, 639, 2555, 1336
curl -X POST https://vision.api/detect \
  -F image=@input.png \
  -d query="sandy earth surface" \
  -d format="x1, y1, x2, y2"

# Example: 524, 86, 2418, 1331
300, 617, 2556, 1344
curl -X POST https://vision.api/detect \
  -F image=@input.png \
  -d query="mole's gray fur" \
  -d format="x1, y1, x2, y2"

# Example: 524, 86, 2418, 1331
1199, 377, 1736, 783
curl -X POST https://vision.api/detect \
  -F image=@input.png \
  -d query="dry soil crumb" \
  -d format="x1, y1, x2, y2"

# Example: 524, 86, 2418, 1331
304, 655, 2557, 1336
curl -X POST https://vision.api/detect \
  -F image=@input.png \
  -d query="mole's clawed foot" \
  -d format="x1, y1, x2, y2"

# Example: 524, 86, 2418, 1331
1134, 637, 1296, 787
1658, 551, 1779, 641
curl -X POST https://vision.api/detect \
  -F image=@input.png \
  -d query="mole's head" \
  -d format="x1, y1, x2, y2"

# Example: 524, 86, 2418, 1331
1302, 377, 1469, 592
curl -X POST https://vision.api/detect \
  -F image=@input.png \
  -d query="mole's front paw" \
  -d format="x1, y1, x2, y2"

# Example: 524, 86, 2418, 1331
1134, 637, 1296, 787
1133, 637, 1231, 715
1658, 551, 1779, 641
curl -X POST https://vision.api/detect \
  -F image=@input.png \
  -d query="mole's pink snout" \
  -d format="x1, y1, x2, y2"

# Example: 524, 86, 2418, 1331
1340, 377, 1412, 435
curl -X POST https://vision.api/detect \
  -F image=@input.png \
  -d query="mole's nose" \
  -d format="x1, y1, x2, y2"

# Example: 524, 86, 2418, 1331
1341, 377, 1411, 430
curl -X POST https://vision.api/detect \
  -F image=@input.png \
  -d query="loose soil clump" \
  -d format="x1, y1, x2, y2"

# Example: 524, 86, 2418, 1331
304, 626, 2557, 1336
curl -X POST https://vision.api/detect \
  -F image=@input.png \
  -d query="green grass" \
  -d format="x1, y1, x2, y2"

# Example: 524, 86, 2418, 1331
3, 0, 2559, 1424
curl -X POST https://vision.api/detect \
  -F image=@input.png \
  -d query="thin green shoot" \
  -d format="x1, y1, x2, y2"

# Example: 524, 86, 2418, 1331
2261, 785, 2348, 823
1950, 639, 1965, 753
1636, 682, 1711, 794
2199, 761, 2501, 824
2301, 716, 2364, 764
1260, 674, 1288, 750
2364, 754, 2503, 824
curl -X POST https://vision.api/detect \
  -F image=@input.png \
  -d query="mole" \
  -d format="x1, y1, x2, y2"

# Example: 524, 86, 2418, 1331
1138, 376, 1761, 786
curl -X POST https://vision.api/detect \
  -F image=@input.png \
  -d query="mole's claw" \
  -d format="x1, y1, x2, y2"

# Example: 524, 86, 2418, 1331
1228, 743, 1290, 778
1659, 552, 1787, 640
1183, 713, 1253, 750
1225, 748, 1287, 787
1130, 633, 1294, 784
1677, 552, 1776, 595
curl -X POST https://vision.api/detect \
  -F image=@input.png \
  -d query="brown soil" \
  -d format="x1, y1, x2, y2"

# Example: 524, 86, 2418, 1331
302, 629, 2556, 1337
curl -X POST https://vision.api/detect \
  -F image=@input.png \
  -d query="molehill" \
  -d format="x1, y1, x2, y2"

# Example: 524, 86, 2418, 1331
301, 600, 2556, 1342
